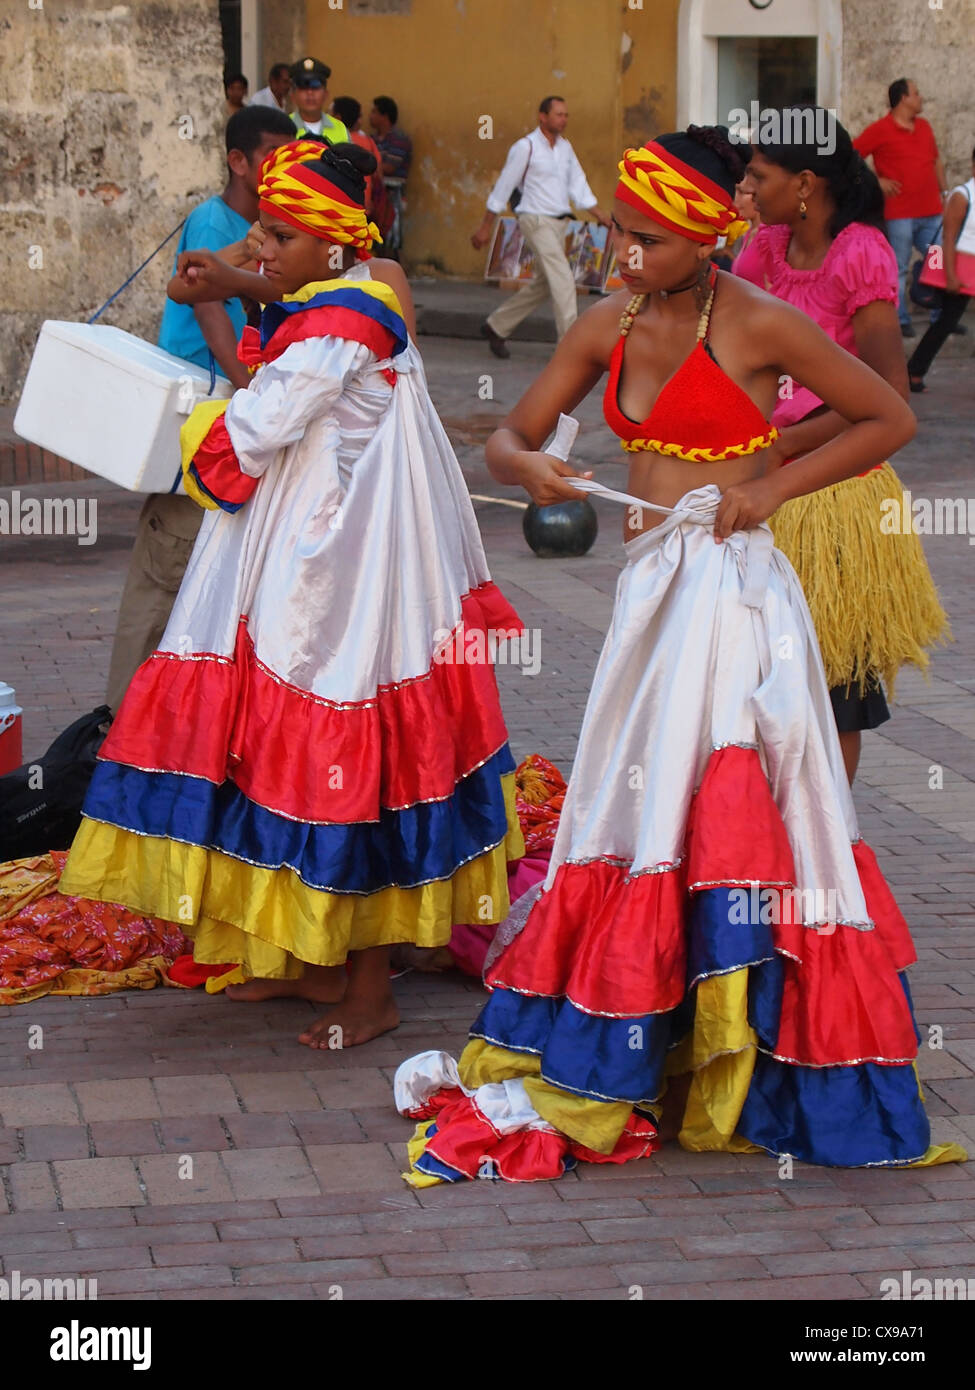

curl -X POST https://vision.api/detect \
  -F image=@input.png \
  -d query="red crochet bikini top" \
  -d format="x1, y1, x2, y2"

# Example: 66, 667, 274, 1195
603, 275, 777, 462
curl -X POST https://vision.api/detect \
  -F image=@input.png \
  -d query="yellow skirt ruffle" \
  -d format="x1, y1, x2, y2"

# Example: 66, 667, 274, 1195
58, 772, 524, 978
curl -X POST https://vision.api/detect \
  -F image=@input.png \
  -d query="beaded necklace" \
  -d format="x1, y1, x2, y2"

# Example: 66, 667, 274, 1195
619, 265, 717, 340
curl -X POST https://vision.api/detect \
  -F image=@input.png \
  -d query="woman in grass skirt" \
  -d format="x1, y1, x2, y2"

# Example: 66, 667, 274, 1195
735, 112, 950, 782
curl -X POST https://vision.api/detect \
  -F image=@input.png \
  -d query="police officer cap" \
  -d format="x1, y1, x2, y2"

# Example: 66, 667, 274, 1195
290, 57, 331, 84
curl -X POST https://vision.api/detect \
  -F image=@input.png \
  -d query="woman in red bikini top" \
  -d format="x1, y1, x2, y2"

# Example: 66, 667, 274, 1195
602, 259, 774, 464
484, 125, 914, 544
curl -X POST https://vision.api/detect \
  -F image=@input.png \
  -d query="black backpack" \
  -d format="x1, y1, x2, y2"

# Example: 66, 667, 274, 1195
0, 706, 113, 861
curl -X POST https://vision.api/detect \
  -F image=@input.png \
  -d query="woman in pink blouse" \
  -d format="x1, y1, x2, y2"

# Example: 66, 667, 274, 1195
735, 111, 949, 782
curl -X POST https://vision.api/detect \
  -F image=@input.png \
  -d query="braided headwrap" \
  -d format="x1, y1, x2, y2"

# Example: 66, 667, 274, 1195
258, 139, 381, 259
616, 141, 749, 246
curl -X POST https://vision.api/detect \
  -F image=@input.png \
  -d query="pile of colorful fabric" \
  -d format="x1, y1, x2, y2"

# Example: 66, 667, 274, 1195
512, 754, 565, 855
399, 1052, 657, 1185
444, 755, 566, 978
0, 852, 189, 1005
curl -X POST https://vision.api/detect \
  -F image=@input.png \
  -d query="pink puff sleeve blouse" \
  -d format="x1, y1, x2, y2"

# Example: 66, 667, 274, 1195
733, 222, 899, 428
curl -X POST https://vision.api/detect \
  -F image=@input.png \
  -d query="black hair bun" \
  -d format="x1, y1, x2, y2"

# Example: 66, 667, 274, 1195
686, 124, 749, 185
324, 141, 378, 179
304, 141, 376, 207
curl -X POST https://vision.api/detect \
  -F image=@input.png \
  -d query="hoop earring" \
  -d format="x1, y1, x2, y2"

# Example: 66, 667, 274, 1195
799, 199, 808, 220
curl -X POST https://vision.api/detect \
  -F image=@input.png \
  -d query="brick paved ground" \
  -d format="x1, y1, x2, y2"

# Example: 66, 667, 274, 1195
0, 339, 973, 1301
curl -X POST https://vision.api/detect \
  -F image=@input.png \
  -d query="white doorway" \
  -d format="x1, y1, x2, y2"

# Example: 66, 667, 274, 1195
240, 0, 260, 92
217, 0, 260, 90
677, 0, 843, 129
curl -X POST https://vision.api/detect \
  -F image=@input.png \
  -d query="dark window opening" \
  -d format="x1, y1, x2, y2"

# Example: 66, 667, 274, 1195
718, 36, 818, 122
218, 0, 241, 79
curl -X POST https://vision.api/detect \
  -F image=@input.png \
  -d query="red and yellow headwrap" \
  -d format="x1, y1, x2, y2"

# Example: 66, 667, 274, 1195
616, 141, 749, 247
258, 139, 381, 260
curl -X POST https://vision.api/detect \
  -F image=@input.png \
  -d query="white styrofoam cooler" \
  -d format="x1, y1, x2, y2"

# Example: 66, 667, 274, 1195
14, 320, 234, 493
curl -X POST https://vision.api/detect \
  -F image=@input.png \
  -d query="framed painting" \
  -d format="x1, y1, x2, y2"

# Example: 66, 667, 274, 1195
486, 216, 612, 291
485, 216, 533, 280
564, 220, 611, 290
602, 250, 626, 293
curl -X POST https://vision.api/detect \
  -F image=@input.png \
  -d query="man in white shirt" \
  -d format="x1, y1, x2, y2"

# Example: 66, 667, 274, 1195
471, 96, 610, 356
250, 63, 292, 112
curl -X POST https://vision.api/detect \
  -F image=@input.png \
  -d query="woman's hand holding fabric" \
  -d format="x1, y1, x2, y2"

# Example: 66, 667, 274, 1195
713, 473, 787, 541
514, 450, 593, 506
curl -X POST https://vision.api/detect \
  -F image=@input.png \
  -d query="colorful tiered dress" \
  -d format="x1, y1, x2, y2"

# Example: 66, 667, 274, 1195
60, 264, 524, 972
396, 281, 964, 1182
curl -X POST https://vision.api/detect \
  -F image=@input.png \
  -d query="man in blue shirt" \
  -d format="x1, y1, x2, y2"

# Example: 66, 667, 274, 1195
158, 105, 296, 386
107, 106, 296, 714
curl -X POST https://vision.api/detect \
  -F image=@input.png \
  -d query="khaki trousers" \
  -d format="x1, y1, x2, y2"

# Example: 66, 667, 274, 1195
486, 213, 579, 341
106, 493, 202, 713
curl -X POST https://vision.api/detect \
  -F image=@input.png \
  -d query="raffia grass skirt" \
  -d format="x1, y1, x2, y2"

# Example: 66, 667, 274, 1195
769, 462, 951, 698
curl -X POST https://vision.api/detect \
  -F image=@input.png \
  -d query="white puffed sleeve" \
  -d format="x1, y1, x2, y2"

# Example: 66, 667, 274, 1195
225, 336, 374, 478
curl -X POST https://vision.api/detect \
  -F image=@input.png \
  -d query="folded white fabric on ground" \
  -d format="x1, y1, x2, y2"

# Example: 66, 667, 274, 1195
393, 1049, 555, 1133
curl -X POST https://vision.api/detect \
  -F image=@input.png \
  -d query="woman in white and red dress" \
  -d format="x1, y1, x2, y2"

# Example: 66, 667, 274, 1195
395, 127, 964, 1183
60, 142, 524, 1047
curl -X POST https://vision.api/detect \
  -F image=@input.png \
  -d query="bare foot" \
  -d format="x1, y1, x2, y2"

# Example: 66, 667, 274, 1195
655, 1114, 681, 1144
655, 1072, 692, 1142
225, 966, 345, 1005
298, 994, 400, 1049
390, 945, 455, 974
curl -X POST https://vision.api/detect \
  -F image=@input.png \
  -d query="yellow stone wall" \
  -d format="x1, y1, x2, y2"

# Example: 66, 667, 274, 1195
307, 0, 682, 274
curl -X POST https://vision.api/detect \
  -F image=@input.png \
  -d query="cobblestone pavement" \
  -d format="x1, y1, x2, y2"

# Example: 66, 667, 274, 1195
0, 340, 973, 1301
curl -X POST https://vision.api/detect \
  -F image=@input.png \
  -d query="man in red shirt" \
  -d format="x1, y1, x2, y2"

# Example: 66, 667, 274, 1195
854, 78, 949, 336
